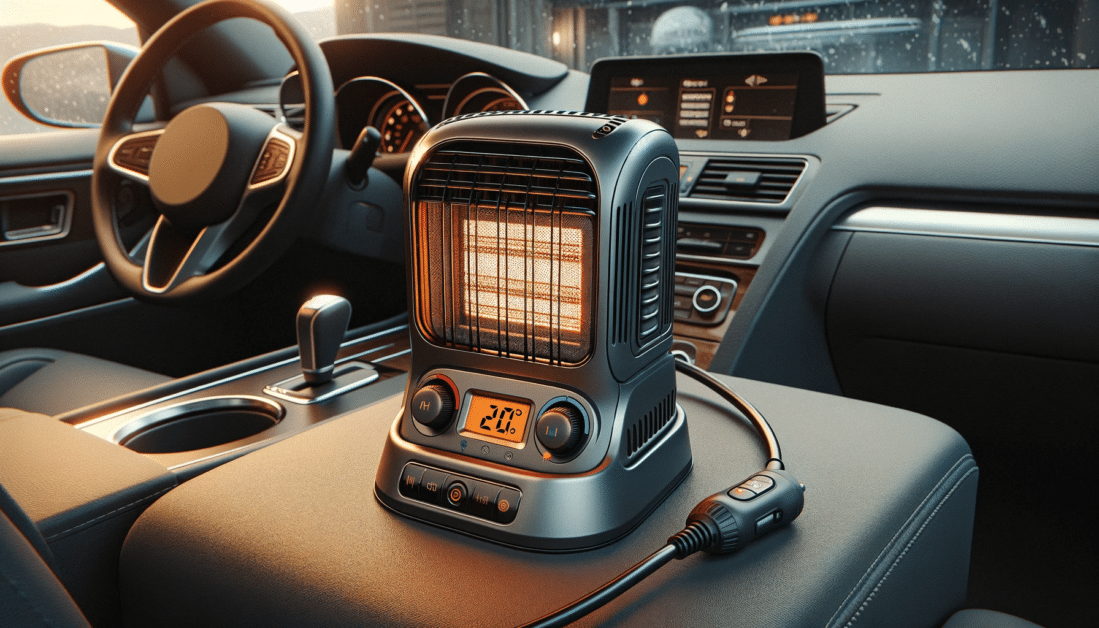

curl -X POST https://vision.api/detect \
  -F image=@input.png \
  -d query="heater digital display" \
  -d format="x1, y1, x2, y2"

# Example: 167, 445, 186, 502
462, 392, 531, 444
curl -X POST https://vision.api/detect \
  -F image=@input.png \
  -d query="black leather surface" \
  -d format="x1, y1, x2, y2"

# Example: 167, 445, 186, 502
0, 508, 90, 628
0, 408, 176, 626
0, 348, 170, 416
942, 609, 1044, 628
120, 374, 976, 627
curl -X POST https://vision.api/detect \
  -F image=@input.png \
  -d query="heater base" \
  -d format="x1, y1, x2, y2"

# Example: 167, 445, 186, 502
374, 404, 693, 552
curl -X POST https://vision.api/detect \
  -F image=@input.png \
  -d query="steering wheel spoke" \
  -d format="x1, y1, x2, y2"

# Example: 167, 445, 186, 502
246, 125, 299, 190
91, 0, 334, 303
107, 128, 165, 184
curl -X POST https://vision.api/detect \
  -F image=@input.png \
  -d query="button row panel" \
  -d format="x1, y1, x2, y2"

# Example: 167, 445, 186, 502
399, 463, 521, 524
674, 272, 738, 326
676, 223, 763, 260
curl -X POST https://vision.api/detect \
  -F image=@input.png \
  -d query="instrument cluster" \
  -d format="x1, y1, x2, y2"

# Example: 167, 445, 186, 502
328, 72, 529, 153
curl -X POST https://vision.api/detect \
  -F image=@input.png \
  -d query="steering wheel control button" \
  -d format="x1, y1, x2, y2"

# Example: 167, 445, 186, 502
729, 486, 757, 501
744, 475, 775, 495
411, 381, 456, 430
494, 488, 522, 523
692, 285, 722, 313
251, 137, 292, 184
535, 404, 584, 456
113, 135, 159, 175
446, 481, 468, 507
398, 464, 427, 498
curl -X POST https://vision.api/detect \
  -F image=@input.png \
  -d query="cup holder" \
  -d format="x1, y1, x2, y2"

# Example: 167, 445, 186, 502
115, 396, 285, 454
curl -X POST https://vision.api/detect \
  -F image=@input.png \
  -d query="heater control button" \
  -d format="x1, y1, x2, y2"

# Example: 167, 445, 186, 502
535, 404, 584, 455
446, 481, 468, 507
494, 488, 522, 523
411, 381, 456, 430
398, 464, 427, 498
420, 468, 450, 503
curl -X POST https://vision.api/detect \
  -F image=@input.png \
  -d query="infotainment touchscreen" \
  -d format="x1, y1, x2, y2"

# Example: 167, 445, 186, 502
585, 52, 825, 141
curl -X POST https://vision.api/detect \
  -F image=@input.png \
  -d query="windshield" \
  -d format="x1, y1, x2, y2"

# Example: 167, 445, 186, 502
300, 0, 1097, 74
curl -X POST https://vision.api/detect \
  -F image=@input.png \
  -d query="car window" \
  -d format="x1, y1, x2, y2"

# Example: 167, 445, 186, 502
0, 0, 138, 135
327, 0, 1097, 74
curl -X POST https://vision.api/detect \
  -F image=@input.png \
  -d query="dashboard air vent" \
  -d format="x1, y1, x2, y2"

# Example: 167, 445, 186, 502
689, 157, 806, 203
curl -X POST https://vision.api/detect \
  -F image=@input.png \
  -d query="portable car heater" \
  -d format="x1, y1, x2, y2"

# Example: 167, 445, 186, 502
375, 111, 692, 551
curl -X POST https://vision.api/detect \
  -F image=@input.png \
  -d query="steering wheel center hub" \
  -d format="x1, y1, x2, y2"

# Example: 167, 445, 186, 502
149, 103, 274, 230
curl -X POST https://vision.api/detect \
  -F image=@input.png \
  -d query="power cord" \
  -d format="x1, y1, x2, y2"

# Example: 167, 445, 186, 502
516, 357, 805, 628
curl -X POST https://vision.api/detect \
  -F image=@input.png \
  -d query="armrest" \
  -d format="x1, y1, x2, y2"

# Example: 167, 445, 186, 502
0, 408, 176, 626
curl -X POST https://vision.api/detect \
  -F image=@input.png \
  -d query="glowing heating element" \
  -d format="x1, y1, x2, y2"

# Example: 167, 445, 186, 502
416, 202, 594, 364
461, 217, 584, 335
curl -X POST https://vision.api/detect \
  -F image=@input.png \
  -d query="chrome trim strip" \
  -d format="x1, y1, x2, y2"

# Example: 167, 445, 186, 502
164, 441, 264, 471
833, 207, 1099, 247
111, 395, 285, 445
264, 361, 380, 405
76, 323, 409, 430
444, 72, 529, 119
0, 169, 92, 186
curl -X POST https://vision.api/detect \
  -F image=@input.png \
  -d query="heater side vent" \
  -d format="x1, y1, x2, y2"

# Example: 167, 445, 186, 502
636, 183, 674, 348
625, 389, 676, 459
611, 201, 636, 347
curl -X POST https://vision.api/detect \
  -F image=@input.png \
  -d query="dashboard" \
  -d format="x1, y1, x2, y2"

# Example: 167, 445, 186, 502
328, 71, 527, 153
280, 37, 1097, 626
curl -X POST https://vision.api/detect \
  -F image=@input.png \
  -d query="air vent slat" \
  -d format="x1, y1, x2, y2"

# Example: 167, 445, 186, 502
689, 156, 806, 203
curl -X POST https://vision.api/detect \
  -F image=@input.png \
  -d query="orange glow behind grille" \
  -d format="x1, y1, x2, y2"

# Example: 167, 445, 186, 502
460, 218, 586, 337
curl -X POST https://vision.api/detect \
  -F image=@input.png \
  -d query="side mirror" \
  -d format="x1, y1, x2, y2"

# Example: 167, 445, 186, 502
2, 42, 139, 129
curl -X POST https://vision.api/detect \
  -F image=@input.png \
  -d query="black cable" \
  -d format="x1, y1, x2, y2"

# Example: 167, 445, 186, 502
515, 544, 679, 628
673, 357, 784, 470
513, 358, 801, 628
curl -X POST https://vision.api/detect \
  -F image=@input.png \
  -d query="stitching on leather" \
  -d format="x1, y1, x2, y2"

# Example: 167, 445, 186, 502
44, 484, 176, 542
0, 562, 56, 627
826, 454, 976, 627
839, 458, 979, 627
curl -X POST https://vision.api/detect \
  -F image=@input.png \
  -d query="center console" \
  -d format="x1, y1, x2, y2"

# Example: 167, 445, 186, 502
116, 373, 978, 628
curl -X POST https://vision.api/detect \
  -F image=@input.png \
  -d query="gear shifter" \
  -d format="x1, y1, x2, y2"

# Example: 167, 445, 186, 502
297, 294, 352, 386
264, 295, 379, 405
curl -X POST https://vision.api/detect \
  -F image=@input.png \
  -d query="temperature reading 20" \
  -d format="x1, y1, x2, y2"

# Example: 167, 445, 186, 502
464, 392, 531, 445
481, 404, 522, 436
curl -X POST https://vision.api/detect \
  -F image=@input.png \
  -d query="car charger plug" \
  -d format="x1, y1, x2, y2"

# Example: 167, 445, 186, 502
671, 469, 805, 557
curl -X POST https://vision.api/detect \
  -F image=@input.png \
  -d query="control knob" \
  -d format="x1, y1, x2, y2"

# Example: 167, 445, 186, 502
411, 381, 456, 430
535, 404, 585, 456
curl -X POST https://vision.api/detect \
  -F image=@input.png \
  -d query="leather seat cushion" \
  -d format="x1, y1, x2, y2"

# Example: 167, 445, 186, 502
943, 609, 1044, 628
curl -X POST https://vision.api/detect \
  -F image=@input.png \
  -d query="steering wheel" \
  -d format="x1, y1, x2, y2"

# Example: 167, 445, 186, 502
92, 0, 334, 304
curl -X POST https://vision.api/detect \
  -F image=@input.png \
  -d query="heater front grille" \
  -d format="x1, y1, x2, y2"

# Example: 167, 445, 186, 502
413, 145, 597, 365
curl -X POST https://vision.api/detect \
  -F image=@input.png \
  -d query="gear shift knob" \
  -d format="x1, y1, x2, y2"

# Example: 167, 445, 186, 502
297, 295, 352, 386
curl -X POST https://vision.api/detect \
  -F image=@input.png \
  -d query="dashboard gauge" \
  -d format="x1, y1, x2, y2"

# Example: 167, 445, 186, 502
443, 72, 529, 119
480, 96, 523, 112
334, 77, 430, 152
373, 95, 427, 153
